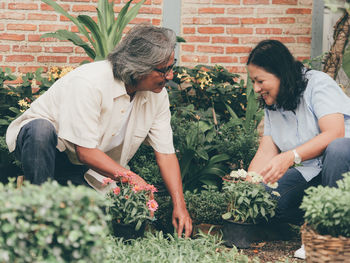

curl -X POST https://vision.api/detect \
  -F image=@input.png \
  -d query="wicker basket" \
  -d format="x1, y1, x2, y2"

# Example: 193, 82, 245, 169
301, 224, 350, 263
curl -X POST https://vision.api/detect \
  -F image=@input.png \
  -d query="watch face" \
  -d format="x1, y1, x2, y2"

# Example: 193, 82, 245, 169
293, 150, 301, 164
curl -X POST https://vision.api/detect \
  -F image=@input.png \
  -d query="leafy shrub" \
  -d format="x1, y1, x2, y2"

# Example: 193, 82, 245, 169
0, 180, 110, 262
167, 64, 247, 122
128, 144, 163, 189
104, 231, 251, 263
300, 172, 350, 237
185, 186, 227, 225
222, 171, 278, 224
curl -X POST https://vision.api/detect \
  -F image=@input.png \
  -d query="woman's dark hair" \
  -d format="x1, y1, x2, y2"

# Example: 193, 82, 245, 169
247, 39, 309, 111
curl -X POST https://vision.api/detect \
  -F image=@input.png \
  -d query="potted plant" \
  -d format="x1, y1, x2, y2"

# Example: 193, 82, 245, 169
300, 172, 350, 262
184, 185, 227, 237
221, 169, 279, 248
104, 173, 158, 240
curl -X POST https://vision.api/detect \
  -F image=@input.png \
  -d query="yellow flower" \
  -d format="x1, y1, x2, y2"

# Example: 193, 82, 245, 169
18, 99, 29, 108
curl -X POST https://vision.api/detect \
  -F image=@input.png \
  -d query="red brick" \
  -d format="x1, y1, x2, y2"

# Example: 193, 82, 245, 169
272, 0, 297, 4
8, 3, 38, 10
6, 55, 34, 62
241, 18, 268, 24
212, 36, 239, 44
0, 12, 26, 20
297, 56, 310, 61
19, 66, 48, 74
197, 45, 224, 54
183, 27, 196, 34
270, 17, 295, 24
0, 45, 10, 52
257, 8, 284, 14
41, 3, 70, 11
39, 25, 69, 32
130, 17, 151, 24
227, 7, 254, 14
240, 56, 249, 63
69, 56, 93, 63
212, 17, 239, 25
38, 56, 67, 63
183, 17, 211, 25
45, 46, 74, 53
226, 46, 252, 53
299, 0, 312, 5
227, 28, 253, 34
13, 45, 42, 53
181, 55, 208, 63
28, 13, 58, 21
270, 36, 295, 43
256, 28, 283, 34
285, 27, 311, 35
0, 66, 16, 72
0, 24, 4, 31
139, 7, 162, 14
226, 66, 246, 73
298, 17, 312, 24
241, 36, 268, 44
0, 33, 25, 41
181, 45, 195, 52
72, 5, 97, 12
297, 37, 311, 43
211, 56, 238, 63
152, 19, 161, 26
7, 24, 37, 31
213, 0, 239, 3
75, 46, 87, 53
198, 8, 225, 14
243, 0, 269, 4
286, 8, 312, 14
198, 27, 224, 34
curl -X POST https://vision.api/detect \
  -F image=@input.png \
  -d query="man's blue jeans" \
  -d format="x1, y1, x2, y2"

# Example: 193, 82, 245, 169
268, 138, 350, 225
15, 119, 88, 185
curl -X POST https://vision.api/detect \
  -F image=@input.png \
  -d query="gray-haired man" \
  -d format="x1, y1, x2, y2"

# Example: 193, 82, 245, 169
6, 24, 192, 237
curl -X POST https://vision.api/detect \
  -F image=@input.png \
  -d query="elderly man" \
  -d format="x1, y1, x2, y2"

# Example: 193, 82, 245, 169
6, 24, 192, 237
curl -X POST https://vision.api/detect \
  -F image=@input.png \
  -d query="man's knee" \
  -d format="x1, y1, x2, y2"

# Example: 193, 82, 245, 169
21, 119, 57, 147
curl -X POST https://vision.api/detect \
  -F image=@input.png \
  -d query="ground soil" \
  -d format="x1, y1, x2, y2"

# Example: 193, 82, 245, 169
241, 237, 306, 263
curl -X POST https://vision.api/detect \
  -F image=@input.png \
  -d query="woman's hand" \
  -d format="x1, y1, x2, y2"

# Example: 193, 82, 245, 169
260, 151, 294, 184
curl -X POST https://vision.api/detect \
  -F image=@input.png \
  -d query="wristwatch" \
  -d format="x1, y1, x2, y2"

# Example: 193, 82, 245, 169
292, 149, 302, 164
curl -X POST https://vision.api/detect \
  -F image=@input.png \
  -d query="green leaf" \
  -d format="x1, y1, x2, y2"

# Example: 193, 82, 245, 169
222, 212, 231, 220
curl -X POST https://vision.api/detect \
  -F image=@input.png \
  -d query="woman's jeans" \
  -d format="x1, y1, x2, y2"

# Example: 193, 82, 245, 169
14, 119, 89, 185
268, 138, 350, 225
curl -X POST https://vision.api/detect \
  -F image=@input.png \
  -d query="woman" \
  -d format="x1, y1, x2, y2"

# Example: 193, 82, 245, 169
247, 39, 350, 225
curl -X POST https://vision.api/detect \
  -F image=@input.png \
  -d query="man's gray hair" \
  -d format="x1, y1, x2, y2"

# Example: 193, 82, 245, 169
108, 24, 176, 86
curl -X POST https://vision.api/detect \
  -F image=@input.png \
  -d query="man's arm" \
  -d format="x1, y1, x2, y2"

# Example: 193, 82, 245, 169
75, 145, 148, 187
154, 151, 192, 237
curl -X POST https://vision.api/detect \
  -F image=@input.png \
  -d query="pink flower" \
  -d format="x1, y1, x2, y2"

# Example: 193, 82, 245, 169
145, 184, 158, 193
113, 187, 120, 195
132, 185, 143, 193
102, 177, 114, 186
147, 199, 158, 212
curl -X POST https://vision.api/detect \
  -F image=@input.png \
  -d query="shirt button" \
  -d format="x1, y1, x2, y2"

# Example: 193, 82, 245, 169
121, 109, 125, 114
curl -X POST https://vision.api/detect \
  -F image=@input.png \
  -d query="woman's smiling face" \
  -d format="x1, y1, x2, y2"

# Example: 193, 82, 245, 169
247, 64, 280, 106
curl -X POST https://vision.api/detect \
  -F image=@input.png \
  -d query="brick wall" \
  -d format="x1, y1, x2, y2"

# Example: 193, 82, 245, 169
181, 0, 313, 74
0, 0, 313, 76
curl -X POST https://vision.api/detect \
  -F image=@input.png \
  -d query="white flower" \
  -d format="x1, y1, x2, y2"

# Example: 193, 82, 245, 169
229, 169, 247, 179
248, 171, 263, 183
271, 191, 280, 197
267, 182, 279, 189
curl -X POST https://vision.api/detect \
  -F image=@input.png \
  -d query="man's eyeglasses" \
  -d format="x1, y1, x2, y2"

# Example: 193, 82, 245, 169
153, 59, 177, 78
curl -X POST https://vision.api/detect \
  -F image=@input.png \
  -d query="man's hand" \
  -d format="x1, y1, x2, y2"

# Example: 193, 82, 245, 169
172, 205, 192, 238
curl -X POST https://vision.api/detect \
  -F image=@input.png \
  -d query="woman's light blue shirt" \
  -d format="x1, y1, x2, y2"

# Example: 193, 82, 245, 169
264, 69, 350, 182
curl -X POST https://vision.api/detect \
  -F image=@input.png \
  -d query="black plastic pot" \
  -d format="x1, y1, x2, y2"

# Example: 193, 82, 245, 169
112, 221, 146, 240
222, 220, 265, 249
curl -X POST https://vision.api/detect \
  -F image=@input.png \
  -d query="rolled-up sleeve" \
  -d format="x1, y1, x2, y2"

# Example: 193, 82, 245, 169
145, 90, 175, 154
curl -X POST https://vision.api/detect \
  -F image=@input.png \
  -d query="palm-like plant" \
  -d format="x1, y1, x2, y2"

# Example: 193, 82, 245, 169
41, 0, 146, 61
